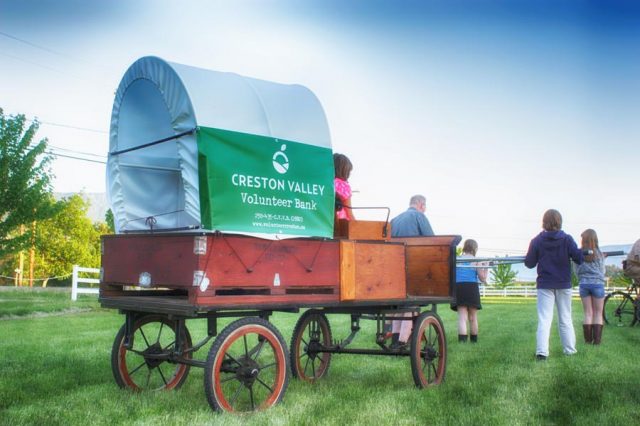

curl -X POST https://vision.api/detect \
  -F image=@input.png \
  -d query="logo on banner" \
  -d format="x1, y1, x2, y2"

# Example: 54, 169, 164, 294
272, 143, 289, 174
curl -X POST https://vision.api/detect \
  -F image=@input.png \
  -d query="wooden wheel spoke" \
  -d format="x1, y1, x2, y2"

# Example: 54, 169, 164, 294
156, 322, 165, 345
303, 354, 311, 375
139, 328, 151, 348
157, 365, 168, 385
127, 348, 147, 356
145, 368, 152, 388
249, 386, 256, 411
229, 382, 245, 407
256, 376, 274, 393
301, 337, 309, 347
298, 352, 309, 361
128, 360, 147, 377
220, 374, 238, 384
224, 352, 243, 367
259, 361, 277, 371
430, 362, 438, 382
243, 334, 249, 359
251, 340, 266, 362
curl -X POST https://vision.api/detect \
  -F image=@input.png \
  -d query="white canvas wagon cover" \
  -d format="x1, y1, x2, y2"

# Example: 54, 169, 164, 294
108, 56, 334, 238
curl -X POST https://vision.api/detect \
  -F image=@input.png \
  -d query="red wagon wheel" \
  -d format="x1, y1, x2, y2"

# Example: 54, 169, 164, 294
410, 311, 447, 388
204, 317, 289, 412
111, 314, 192, 391
290, 309, 332, 382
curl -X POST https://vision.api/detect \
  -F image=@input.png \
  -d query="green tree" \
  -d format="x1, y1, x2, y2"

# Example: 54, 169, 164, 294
105, 209, 115, 233
1, 195, 107, 285
490, 263, 518, 288
0, 109, 59, 257
34, 195, 104, 282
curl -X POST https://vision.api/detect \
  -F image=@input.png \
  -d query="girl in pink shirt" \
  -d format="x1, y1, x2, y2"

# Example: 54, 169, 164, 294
333, 153, 355, 221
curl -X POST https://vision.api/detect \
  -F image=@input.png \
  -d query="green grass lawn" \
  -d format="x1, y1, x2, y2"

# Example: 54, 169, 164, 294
1, 290, 639, 425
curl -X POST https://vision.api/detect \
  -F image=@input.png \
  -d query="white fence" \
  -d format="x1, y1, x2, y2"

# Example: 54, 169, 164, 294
71, 265, 100, 301
68, 265, 628, 301
480, 285, 627, 298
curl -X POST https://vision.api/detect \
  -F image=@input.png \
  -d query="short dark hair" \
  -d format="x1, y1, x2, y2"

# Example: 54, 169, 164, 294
542, 209, 562, 231
333, 153, 353, 180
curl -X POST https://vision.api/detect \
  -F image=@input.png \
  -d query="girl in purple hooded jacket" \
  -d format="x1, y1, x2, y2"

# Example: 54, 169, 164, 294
525, 209, 583, 360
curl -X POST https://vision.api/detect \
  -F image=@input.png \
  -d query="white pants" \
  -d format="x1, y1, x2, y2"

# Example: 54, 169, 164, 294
536, 288, 577, 356
391, 312, 414, 343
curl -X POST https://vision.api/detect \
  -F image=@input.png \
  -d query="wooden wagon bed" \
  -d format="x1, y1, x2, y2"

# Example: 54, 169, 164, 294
99, 228, 460, 314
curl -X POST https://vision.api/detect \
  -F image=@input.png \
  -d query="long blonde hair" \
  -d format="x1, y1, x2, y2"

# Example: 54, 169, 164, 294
581, 228, 601, 262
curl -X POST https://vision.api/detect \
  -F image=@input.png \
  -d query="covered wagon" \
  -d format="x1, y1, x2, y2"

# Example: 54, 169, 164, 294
100, 56, 460, 413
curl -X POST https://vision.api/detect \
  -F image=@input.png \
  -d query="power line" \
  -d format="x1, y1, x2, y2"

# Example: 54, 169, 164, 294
28, 118, 108, 135
0, 30, 74, 59
48, 145, 106, 159
46, 151, 106, 165
26, 140, 107, 161
0, 51, 66, 75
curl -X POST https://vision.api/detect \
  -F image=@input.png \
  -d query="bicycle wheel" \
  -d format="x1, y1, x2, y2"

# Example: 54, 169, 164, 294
603, 291, 637, 327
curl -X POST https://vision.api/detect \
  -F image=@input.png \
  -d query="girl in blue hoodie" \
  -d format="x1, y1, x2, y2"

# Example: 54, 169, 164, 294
525, 209, 583, 360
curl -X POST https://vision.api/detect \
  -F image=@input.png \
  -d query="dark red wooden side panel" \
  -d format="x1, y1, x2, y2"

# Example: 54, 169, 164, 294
204, 236, 339, 287
101, 234, 341, 306
102, 234, 197, 288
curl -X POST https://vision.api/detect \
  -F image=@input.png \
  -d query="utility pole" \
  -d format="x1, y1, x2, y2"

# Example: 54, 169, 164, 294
28, 220, 36, 287
18, 225, 25, 286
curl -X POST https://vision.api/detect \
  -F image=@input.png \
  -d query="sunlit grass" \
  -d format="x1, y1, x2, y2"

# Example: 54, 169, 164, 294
1, 291, 638, 425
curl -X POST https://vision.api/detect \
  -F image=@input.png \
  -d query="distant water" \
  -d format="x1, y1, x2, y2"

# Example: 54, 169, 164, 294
510, 244, 631, 283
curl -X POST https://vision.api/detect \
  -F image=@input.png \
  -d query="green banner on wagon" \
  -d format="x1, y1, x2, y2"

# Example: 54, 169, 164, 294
197, 127, 335, 238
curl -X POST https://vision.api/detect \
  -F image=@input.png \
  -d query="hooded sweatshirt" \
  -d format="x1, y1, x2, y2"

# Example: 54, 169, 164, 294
524, 230, 583, 289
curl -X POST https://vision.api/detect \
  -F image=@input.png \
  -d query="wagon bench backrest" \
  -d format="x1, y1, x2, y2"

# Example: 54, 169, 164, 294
108, 56, 335, 239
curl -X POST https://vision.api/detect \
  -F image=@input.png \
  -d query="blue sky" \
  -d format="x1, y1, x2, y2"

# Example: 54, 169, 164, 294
1, 0, 638, 258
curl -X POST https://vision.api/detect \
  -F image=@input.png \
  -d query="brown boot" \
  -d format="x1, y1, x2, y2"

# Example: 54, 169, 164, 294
583, 324, 593, 344
593, 324, 603, 345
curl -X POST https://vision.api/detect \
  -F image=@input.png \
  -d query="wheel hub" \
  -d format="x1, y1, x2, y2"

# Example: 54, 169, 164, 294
305, 340, 323, 360
236, 357, 261, 386
422, 345, 438, 362
143, 342, 165, 369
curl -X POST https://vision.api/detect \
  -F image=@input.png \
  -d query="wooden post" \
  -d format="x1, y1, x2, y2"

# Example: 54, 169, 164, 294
18, 225, 25, 286
28, 221, 36, 287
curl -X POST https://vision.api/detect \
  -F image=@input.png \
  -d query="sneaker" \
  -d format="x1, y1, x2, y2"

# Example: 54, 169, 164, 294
390, 341, 408, 351
535, 354, 547, 361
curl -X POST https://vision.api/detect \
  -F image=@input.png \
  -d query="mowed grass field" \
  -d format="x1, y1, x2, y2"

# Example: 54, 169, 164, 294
1, 288, 639, 426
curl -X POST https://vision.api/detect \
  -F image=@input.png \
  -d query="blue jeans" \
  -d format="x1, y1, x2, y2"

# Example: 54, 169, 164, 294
579, 284, 605, 299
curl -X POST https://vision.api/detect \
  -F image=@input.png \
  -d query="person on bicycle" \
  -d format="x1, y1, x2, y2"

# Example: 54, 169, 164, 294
623, 238, 640, 283
576, 229, 606, 345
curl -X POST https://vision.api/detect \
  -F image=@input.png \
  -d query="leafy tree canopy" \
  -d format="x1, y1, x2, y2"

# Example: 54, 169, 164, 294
1, 194, 106, 284
0, 108, 60, 257
490, 263, 518, 288
34, 194, 103, 278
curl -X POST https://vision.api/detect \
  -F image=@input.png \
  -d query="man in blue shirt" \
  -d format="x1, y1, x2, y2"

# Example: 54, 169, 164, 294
390, 195, 434, 237
387, 194, 434, 349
